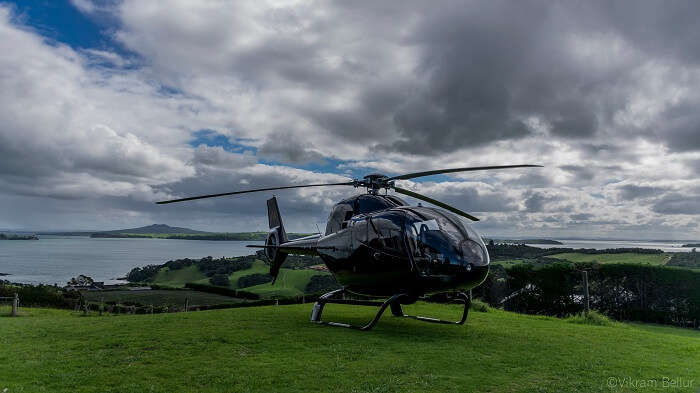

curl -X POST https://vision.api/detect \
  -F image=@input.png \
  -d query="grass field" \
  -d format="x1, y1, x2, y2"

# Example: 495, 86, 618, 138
81, 289, 243, 307
549, 252, 671, 265
1, 304, 698, 392
491, 259, 527, 268
153, 265, 208, 287
150, 260, 331, 298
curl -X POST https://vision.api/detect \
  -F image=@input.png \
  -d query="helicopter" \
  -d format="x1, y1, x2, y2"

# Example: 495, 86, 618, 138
157, 164, 542, 330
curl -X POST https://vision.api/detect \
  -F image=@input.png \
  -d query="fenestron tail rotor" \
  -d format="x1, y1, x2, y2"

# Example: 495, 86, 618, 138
155, 164, 542, 221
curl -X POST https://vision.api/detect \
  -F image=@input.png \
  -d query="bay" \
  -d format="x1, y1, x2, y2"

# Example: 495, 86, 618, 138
1, 236, 696, 286
527, 239, 696, 253
0, 236, 262, 285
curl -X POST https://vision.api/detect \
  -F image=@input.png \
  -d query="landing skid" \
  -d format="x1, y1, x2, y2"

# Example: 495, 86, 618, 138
310, 288, 471, 331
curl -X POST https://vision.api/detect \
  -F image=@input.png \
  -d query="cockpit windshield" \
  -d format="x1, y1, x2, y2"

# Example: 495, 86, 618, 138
404, 207, 488, 273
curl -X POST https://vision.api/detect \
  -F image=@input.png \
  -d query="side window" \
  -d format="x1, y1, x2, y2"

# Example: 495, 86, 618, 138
369, 213, 406, 256
351, 218, 368, 246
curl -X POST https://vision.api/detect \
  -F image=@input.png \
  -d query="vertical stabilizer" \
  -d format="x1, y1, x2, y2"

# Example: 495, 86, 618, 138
267, 196, 288, 243
266, 196, 288, 283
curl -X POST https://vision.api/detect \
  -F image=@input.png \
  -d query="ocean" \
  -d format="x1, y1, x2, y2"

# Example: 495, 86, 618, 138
0, 236, 263, 285
0, 236, 694, 285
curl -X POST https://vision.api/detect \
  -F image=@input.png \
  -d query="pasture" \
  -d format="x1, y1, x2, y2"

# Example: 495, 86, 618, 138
1, 303, 698, 392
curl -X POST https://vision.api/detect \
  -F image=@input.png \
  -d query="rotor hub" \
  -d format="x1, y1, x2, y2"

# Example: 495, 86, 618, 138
358, 173, 393, 194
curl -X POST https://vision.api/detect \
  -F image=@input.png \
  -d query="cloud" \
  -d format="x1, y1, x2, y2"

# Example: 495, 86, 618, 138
2, 1, 700, 239
618, 184, 664, 201
652, 193, 700, 215
257, 132, 325, 164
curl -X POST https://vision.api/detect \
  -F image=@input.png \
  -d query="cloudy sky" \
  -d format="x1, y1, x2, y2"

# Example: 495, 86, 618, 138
1, 0, 699, 240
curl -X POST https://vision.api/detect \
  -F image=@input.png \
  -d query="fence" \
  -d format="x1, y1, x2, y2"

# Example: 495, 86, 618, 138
0, 293, 19, 316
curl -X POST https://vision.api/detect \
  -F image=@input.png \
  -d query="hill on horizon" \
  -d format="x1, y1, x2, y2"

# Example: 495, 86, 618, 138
95, 224, 211, 235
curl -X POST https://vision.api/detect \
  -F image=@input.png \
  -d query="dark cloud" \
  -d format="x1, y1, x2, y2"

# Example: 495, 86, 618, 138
570, 213, 593, 221
257, 132, 324, 164
523, 191, 561, 213
618, 184, 664, 201
687, 159, 700, 174
661, 112, 700, 152
652, 193, 700, 215
560, 165, 595, 182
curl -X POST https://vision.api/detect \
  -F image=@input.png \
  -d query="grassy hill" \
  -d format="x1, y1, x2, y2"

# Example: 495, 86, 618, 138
1, 304, 698, 392
89, 224, 311, 240
151, 260, 332, 298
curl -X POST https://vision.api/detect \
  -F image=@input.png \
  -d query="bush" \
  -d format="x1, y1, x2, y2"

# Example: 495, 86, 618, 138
184, 283, 259, 300
237, 273, 273, 288
470, 299, 490, 313
304, 275, 341, 294
0, 282, 73, 309
566, 311, 620, 327
209, 274, 231, 287
500, 262, 700, 328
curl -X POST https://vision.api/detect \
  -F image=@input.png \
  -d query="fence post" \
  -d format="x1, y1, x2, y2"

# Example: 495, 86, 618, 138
185, 297, 189, 312
582, 270, 590, 317
99, 296, 104, 316
11, 293, 18, 316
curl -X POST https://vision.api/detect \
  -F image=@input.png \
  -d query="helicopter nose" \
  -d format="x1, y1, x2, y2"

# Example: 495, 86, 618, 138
460, 239, 489, 267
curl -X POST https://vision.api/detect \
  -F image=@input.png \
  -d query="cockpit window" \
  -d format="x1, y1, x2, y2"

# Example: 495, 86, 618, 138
404, 207, 488, 272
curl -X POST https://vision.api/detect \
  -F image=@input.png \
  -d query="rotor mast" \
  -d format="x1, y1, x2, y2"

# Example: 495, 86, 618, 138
360, 173, 394, 195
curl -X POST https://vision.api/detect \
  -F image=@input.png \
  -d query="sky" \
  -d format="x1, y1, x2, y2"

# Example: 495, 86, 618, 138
1, 0, 700, 240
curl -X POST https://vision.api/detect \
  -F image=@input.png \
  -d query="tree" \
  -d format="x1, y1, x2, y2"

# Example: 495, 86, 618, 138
209, 274, 231, 287
67, 275, 95, 286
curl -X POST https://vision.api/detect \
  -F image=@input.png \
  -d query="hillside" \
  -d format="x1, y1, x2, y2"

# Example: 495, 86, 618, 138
93, 224, 210, 235
88, 225, 311, 240
150, 259, 333, 298
1, 305, 698, 392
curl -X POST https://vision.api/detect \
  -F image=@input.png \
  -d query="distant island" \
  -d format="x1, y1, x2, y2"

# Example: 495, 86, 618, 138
682, 243, 700, 248
489, 239, 564, 245
85, 224, 311, 241
0, 233, 38, 240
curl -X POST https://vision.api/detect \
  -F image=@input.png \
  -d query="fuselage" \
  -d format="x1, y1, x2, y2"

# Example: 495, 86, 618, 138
313, 194, 490, 297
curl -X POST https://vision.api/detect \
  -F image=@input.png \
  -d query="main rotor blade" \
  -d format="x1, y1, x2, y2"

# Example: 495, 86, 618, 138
393, 186, 480, 221
388, 164, 543, 181
156, 181, 354, 204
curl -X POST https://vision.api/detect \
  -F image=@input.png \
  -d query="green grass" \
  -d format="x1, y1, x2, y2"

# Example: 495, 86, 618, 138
243, 268, 329, 298
81, 289, 243, 307
152, 265, 208, 288
491, 259, 527, 267
549, 252, 671, 265
226, 260, 271, 288
1, 304, 698, 392
150, 260, 331, 298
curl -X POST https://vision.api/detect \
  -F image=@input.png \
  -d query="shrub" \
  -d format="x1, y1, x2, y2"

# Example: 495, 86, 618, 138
304, 275, 341, 294
566, 311, 620, 327
470, 299, 490, 313
209, 274, 231, 287
237, 273, 273, 288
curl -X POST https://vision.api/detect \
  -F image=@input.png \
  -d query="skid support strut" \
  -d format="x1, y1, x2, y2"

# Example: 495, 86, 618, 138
310, 289, 471, 331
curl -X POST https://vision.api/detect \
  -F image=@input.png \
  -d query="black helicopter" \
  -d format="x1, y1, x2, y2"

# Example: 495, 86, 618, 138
157, 164, 542, 330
